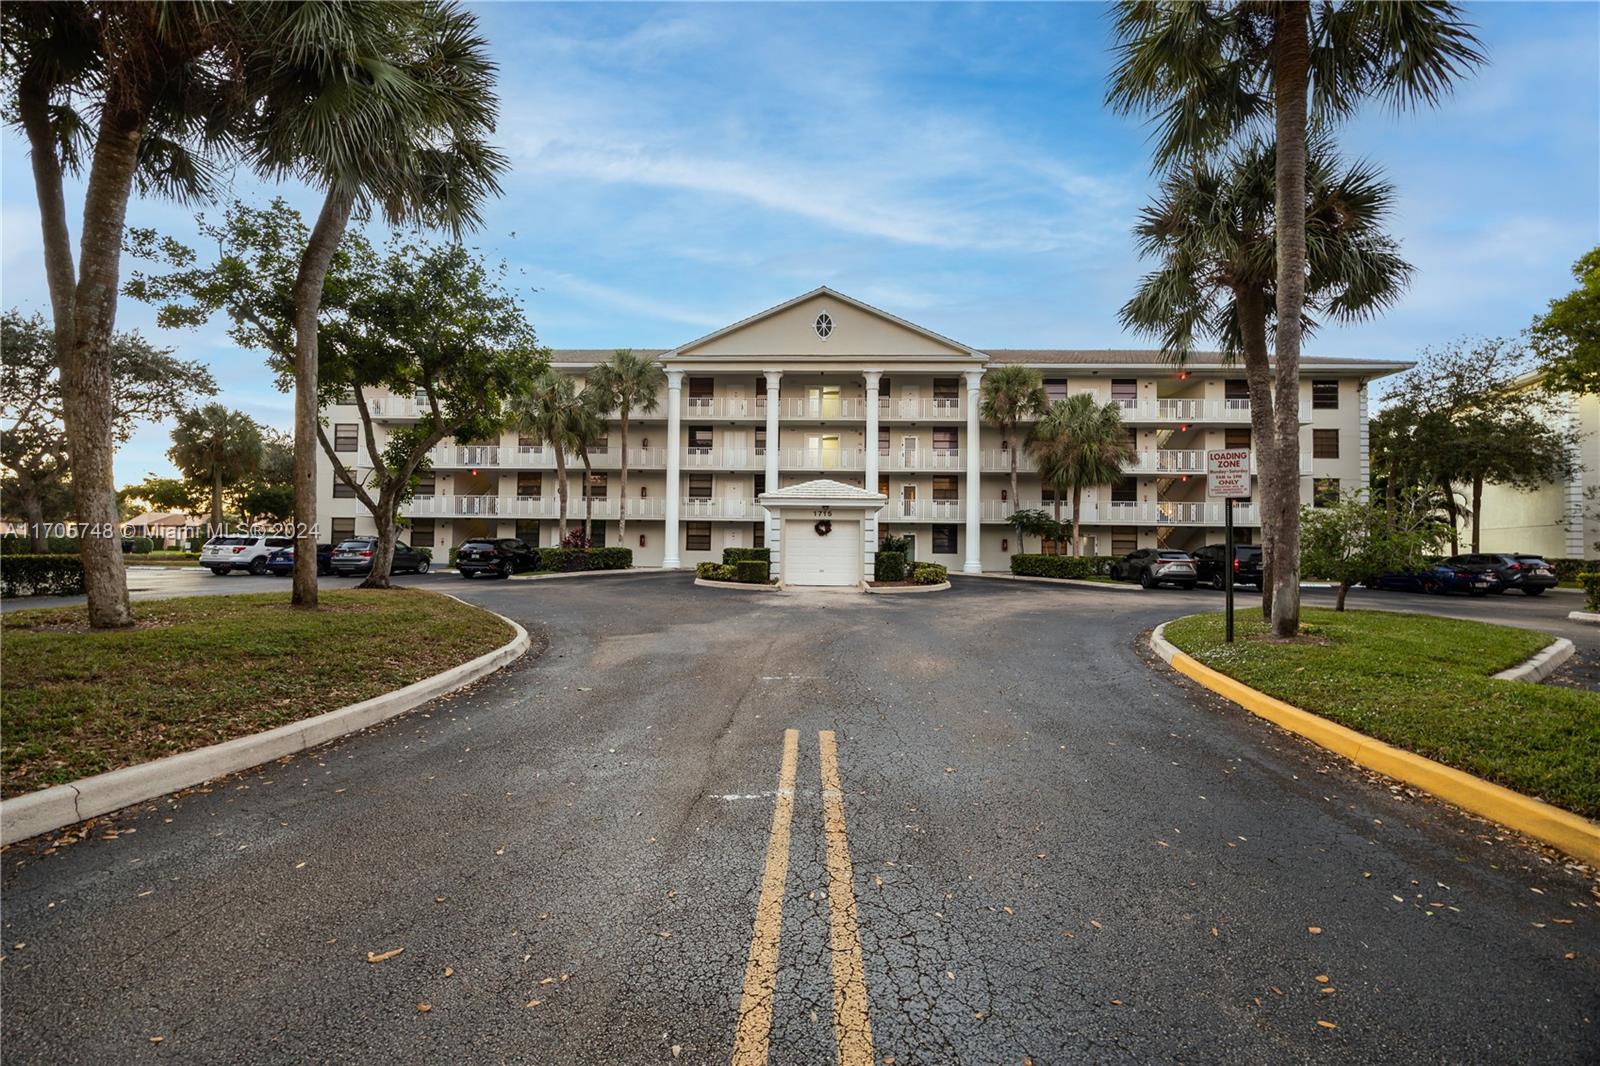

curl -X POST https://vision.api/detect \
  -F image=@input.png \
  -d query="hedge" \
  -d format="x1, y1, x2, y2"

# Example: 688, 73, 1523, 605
723, 547, 771, 565
696, 561, 737, 581
912, 562, 948, 585
1580, 572, 1600, 612
734, 559, 770, 584
1, 554, 86, 597
537, 546, 632, 572
1011, 553, 1094, 579
875, 550, 907, 582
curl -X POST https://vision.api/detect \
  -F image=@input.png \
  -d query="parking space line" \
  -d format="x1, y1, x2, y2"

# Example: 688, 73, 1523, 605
730, 728, 799, 1066
818, 730, 875, 1066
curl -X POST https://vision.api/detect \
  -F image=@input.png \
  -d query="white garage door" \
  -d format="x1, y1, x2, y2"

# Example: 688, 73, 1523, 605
783, 518, 860, 586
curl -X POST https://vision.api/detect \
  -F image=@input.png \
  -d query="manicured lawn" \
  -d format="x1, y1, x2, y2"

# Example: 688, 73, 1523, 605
1, 590, 512, 797
1163, 608, 1600, 818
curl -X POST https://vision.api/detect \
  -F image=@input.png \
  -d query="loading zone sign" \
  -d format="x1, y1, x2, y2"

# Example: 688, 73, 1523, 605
1206, 449, 1252, 498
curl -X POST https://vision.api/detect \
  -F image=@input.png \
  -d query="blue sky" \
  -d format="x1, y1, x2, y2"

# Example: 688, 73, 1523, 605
2, 1, 1596, 485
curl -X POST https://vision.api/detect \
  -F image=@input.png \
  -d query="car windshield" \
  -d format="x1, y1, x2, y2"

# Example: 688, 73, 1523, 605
335, 540, 370, 550
1158, 551, 1190, 559
462, 540, 496, 549
1236, 546, 1262, 559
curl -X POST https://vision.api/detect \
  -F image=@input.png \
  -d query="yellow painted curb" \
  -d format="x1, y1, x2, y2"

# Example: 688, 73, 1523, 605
1150, 623, 1600, 867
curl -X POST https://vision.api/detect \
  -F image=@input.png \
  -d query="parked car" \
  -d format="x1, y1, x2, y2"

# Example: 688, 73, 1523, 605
1192, 542, 1265, 590
1445, 553, 1559, 596
456, 537, 539, 578
199, 535, 295, 576
328, 538, 432, 576
1110, 548, 1198, 589
265, 543, 334, 576
1368, 563, 1500, 597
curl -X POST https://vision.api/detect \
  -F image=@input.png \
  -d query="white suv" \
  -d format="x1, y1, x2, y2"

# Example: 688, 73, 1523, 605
200, 535, 294, 576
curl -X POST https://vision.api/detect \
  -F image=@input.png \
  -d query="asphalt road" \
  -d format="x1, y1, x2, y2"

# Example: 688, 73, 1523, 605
2, 573, 1597, 1064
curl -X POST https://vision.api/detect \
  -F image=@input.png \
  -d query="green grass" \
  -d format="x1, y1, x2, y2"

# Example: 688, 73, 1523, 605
1163, 608, 1600, 818
1, 590, 512, 797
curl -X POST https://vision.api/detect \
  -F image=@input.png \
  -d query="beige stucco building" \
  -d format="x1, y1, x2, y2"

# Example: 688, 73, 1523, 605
315, 287, 1408, 574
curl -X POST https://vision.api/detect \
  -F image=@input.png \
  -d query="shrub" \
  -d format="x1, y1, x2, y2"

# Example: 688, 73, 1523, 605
1011, 553, 1092, 579
123, 536, 154, 554
536, 546, 631, 572
696, 561, 726, 580
1580, 572, 1600, 612
879, 533, 912, 556
723, 547, 771, 565
734, 559, 769, 584
1, 554, 86, 597
912, 562, 948, 585
875, 550, 907, 582
561, 526, 592, 549
1550, 558, 1600, 584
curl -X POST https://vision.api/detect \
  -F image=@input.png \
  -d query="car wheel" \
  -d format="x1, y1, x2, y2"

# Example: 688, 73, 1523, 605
210, 567, 229, 576
1211, 574, 1224, 590
498, 561, 512, 579
1523, 586, 1544, 596
416, 560, 430, 575
248, 557, 268, 576
1138, 571, 1153, 589
1420, 579, 1439, 594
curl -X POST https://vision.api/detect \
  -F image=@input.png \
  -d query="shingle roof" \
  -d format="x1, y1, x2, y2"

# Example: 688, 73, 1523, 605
759, 478, 884, 501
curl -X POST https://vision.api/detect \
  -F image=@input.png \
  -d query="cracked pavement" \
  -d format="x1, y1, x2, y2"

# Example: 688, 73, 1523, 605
2, 573, 1597, 1063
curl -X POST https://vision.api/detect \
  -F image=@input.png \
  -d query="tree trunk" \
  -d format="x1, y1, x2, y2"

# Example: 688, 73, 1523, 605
1071, 484, 1083, 557
361, 502, 399, 590
1052, 495, 1063, 555
1471, 475, 1483, 553
1440, 479, 1461, 555
554, 448, 569, 541
1336, 580, 1350, 612
211, 469, 224, 532
1008, 429, 1021, 551
62, 99, 152, 628
1234, 288, 1279, 622
1268, 2, 1312, 640
290, 188, 356, 609
581, 450, 595, 544
24, 492, 46, 554
618, 411, 631, 543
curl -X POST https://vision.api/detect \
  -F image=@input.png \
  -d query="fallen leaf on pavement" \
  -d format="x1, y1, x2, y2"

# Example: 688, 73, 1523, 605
416, 1003, 432, 1013
671, 1046, 681, 1059
149, 1036, 164, 1044
1308, 926, 1323, 935
1317, 1020, 1337, 1030
443, 967, 454, 978
1314, 975, 1329, 984
367, 947, 404, 964
526, 1000, 541, 1008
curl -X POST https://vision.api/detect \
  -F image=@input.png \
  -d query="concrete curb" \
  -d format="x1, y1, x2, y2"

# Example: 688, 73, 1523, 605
506, 567, 670, 582
863, 581, 951, 595
0, 596, 530, 848
693, 576, 782, 593
1567, 610, 1600, 625
1149, 620, 1600, 866
956, 572, 1140, 592
1491, 637, 1575, 681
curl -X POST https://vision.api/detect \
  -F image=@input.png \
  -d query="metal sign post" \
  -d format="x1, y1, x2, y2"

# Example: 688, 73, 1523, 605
1206, 449, 1252, 644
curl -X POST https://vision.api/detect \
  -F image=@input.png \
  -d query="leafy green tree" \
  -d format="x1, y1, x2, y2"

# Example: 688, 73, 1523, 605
1531, 246, 1600, 395
233, 432, 296, 524
1029, 395, 1138, 557
168, 405, 266, 532
1005, 509, 1065, 555
980, 365, 1047, 551
1, 310, 214, 551
512, 372, 583, 543
1300, 490, 1443, 611
119, 476, 204, 518
585, 350, 665, 544
1108, 0, 1484, 638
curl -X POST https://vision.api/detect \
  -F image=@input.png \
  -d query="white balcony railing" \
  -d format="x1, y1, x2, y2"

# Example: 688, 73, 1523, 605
879, 397, 965, 421
680, 496, 760, 519
684, 396, 763, 419
777, 447, 864, 471
428, 446, 668, 472
979, 499, 1261, 526
683, 447, 763, 470
779, 397, 866, 420
880, 498, 964, 523
881, 449, 963, 472
401, 495, 666, 520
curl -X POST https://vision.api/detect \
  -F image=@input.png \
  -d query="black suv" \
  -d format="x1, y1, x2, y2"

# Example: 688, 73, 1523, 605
456, 537, 539, 578
1192, 542, 1265, 590
1445, 553, 1559, 596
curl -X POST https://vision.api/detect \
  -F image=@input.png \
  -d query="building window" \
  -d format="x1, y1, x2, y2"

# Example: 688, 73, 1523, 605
877, 476, 889, 496
814, 312, 833, 338
583, 473, 607, 499
1314, 477, 1341, 507
1312, 380, 1339, 409
688, 426, 713, 451
331, 517, 356, 542
1044, 378, 1068, 404
754, 474, 766, 496
689, 377, 714, 400
517, 434, 540, 452
752, 521, 765, 548
1224, 379, 1250, 401
932, 475, 959, 501
878, 427, 890, 454
755, 427, 766, 455
686, 522, 711, 551
517, 473, 542, 497
1111, 477, 1138, 503
334, 423, 358, 453
688, 474, 713, 499
333, 477, 357, 499
879, 376, 892, 397
933, 427, 959, 453
1111, 530, 1138, 555
590, 435, 610, 455
410, 519, 435, 548
414, 473, 436, 495
1312, 429, 1340, 459
932, 524, 957, 554
933, 378, 959, 402
1110, 379, 1137, 407
1225, 428, 1251, 450
515, 520, 539, 542
755, 376, 767, 399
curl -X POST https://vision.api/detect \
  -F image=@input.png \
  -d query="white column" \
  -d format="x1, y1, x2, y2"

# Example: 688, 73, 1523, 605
663, 369, 683, 568
764, 371, 783, 578
963, 368, 984, 573
863, 369, 881, 494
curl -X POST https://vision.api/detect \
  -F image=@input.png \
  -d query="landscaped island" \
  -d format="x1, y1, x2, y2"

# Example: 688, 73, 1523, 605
1, 590, 513, 797
1163, 608, 1600, 818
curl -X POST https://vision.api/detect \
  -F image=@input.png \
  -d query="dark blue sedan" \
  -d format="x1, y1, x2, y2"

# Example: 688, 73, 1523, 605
266, 543, 334, 576
1367, 563, 1500, 597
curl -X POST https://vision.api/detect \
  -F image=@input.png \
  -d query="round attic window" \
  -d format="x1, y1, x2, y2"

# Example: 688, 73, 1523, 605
814, 312, 834, 339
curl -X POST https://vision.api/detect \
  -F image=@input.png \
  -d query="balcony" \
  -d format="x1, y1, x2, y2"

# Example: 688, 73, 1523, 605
879, 397, 965, 422
776, 447, 864, 471
684, 396, 764, 420
401, 495, 665, 520
427, 445, 668, 472
880, 498, 964, 523
684, 447, 764, 471
978, 449, 1312, 476
880, 448, 963, 472
779, 397, 867, 421
979, 499, 1261, 526
681, 496, 761, 520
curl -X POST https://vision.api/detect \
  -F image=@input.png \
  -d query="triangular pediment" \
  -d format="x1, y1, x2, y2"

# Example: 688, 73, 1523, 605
667, 287, 982, 361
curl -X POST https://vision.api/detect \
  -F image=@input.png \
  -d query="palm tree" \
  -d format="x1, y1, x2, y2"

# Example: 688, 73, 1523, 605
980, 365, 1047, 549
586, 350, 665, 544
569, 394, 609, 546
1108, 0, 1483, 637
1029, 396, 1137, 557
167, 405, 266, 533
512, 371, 582, 542
243, 0, 507, 608
1120, 133, 1412, 617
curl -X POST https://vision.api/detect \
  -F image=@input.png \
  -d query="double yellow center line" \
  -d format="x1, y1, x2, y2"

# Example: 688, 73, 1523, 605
731, 729, 874, 1066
